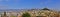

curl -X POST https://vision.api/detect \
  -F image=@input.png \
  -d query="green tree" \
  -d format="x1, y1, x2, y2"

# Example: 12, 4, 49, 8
22, 12, 31, 17
10, 15, 16, 17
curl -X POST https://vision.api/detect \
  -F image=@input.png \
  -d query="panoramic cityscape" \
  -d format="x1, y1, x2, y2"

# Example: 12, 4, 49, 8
0, 0, 60, 17
0, 8, 60, 17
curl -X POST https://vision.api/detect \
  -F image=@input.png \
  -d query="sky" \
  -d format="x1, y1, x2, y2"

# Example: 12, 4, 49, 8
0, 0, 60, 10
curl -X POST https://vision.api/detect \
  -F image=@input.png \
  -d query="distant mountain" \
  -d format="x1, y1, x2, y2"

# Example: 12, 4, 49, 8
0, 9, 21, 12
0, 8, 59, 12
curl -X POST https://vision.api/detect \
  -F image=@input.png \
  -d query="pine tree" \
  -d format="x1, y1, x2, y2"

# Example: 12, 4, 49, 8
22, 12, 31, 17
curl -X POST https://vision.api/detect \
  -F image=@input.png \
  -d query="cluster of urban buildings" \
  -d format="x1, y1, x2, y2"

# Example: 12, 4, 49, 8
0, 8, 60, 17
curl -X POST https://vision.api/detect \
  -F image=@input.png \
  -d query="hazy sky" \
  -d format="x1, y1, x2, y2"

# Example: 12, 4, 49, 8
0, 0, 60, 9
